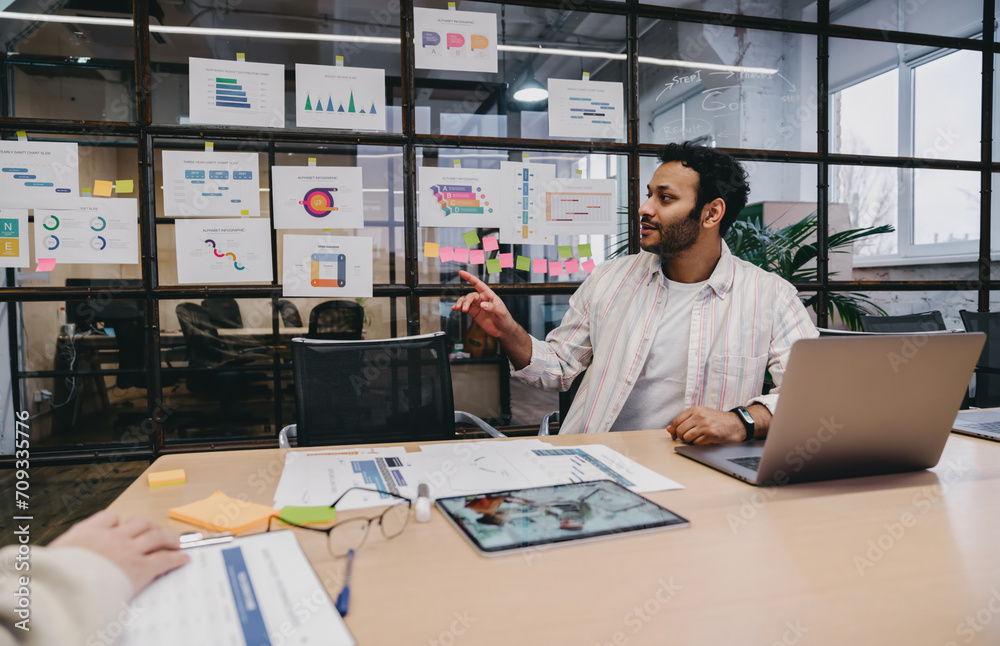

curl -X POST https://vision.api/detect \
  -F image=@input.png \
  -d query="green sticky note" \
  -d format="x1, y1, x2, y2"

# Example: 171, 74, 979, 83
486, 258, 502, 274
463, 230, 480, 247
115, 179, 134, 194
558, 245, 573, 259
516, 255, 531, 271
278, 505, 337, 526
578, 243, 592, 257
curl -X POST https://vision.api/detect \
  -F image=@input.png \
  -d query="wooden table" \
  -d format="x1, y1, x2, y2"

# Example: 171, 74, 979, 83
108, 431, 1000, 645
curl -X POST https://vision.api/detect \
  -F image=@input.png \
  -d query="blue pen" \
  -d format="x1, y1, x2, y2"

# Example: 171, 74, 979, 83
336, 549, 354, 616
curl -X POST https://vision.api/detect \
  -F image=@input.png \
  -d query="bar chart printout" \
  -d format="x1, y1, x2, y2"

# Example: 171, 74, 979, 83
295, 64, 386, 131
547, 79, 625, 139
543, 179, 618, 236
188, 57, 285, 128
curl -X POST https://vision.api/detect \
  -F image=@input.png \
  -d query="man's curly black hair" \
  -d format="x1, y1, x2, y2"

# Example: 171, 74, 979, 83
657, 142, 750, 237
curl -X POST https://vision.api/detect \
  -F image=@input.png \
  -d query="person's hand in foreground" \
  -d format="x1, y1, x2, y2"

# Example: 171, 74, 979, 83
51, 509, 189, 594
667, 406, 746, 444
452, 270, 518, 339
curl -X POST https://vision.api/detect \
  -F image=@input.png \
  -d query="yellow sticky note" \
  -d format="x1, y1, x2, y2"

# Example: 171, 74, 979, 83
424, 242, 440, 258
236, 52, 245, 61
115, 179, 134, 194
205, 142, 214, 152
169, 491, 277, 535
240, 209, 250, 216
93, 180, 113, 197
148, 469, 186, 487
15, 130, 26, 140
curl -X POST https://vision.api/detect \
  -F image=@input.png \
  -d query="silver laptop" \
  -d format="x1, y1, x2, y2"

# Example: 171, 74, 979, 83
675, 333, 985, 485
952, 409, 1000, 441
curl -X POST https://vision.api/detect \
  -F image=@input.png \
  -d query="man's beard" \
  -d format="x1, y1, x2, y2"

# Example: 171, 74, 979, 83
639, 204, 701, 260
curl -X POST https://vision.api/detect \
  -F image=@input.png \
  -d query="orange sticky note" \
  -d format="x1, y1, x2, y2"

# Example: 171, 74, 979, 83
168, 491, 277, 535
93, 180, 113, 197
148, 469, 186, 487
424, 242, 440, 258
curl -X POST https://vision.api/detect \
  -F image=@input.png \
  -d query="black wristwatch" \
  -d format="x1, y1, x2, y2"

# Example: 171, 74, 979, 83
730, 405, 755, 442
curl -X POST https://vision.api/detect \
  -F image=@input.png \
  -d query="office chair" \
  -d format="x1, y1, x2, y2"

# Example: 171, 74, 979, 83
538, 370, 586, 436
175, 303, 271, 398
959, 310, 1000, 408
201, 297, 244, 329
308, 300, 364, 340
275, 299, 303, 327
278, 332, 504, 448
858, 311, 946, 334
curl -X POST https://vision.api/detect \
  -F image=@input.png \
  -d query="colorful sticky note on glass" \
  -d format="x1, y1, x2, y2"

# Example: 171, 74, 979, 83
424, 242, 440, 258
486, 258, 501, 274
469, 249, 485, 265
454, 247, 470, 263
482, 236, 499, 252
93, 180, 113, 197
565, 258, 579, 274
532, 258, 547, 274
115, 179, 134, 194
36, 258, 56, 272
582, 259, 596, 273
499, 252, 514, 268
463, 230, 480, 247
558, 245, 573, 259
439, 246, 455, 262
578, 243, 593, 257
516, 255, 531, 271
549, 260, 564, 276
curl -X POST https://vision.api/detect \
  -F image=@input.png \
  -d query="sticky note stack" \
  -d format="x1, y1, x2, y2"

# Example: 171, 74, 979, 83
169, 491, 278, 535
148, 469, 186, 487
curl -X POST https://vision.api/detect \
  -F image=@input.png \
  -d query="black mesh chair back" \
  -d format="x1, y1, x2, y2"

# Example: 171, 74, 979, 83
959, 310, 1000, 408
308, 300, 364, 340
291, 332, 456, 446
276, 299, 303, 327
201, 297, 243, 328
108, 316, 147, 389
859, 311, 946, 333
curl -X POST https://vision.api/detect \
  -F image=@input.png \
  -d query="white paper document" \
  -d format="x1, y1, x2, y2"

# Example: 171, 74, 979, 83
189, 57, 286, 128
175, 218, 273, 284
418, 166, 500, 228
413, 7, 498, 73
0, 141, 79, 210
295, 64, 386, 131
281, 234, 373, 298
162, 150, 261, 217
119, 531, 355, 646
541, 177, 618, 236
271, 166, 364, 229
34, 199, 139, 264
499, 161, 557, 245
547, 78, 625, 139
0, 210, 29, 268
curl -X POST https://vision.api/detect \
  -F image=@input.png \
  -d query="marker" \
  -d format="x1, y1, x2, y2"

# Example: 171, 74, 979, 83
415, 483, 432, 523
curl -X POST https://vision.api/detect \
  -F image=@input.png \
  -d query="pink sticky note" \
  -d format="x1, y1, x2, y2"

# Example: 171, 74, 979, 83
532, 258, 547, 274
470, 249, 485, 265
482, 236, 499, 252
582, 259, 596, 273
565, 258, 579, 274
498, 252, 514, 268
36, 258, 56, 272
454, 247, 470, 263
549, 260, 564, 276
438, 246, 455, 262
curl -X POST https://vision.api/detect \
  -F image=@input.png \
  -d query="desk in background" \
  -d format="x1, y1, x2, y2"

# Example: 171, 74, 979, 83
108, 431, 1000, 645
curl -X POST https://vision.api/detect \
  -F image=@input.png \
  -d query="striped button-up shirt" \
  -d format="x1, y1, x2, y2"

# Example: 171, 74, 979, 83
512, 242, 819, 434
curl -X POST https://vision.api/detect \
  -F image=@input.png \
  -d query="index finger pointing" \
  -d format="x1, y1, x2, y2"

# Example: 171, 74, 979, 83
458, 270, 495, 297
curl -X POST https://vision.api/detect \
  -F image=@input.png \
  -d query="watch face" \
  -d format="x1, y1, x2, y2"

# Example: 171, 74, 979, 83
735, 407, 753, 425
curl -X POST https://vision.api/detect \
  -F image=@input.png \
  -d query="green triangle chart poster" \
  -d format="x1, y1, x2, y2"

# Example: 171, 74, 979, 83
295, 63, 386, 131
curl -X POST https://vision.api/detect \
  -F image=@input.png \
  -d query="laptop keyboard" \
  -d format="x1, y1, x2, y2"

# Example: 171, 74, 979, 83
960, 421, 1000, 434
727, 456, 761, 472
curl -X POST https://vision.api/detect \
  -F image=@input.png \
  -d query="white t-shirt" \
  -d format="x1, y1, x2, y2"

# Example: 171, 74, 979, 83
609, 276, 707, 432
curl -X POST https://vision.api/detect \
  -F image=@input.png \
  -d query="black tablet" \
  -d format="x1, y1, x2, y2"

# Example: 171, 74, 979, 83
434, 479, 690, 556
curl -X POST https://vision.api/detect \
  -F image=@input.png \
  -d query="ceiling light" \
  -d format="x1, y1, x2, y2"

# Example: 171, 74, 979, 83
513, 77, 548, 103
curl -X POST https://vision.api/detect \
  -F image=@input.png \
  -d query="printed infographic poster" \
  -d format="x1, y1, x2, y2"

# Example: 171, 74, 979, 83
0, 141, 79, 210
418, 166, 500, 228
0, 209, 29, 268
295, 64, 386, 131
34, 199, 139, 264
547, 79, 625, 140
543, 178, 618, 236
282, 234, 373, 298
162, 151, 261, 217
174, 218, 273, 284
188, 57, 285, 128
499, 161, 557, 245
413, 8, 497, 74
271, 166, 364, 229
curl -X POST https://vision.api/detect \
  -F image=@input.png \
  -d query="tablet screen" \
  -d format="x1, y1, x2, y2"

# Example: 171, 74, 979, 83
435, 480, 689, 555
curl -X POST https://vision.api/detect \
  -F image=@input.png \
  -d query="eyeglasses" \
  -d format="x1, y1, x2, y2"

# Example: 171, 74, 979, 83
267, 486, 412, 558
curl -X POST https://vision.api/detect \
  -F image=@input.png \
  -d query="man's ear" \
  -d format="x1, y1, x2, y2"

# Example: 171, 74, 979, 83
701, 198, 726, 231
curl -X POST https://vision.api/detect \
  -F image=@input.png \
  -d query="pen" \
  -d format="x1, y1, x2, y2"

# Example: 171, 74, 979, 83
336, 549, 354, 616
179, 532, 234, 549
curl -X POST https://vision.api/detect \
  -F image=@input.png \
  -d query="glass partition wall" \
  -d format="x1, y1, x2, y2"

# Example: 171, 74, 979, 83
0, 0, 996, 462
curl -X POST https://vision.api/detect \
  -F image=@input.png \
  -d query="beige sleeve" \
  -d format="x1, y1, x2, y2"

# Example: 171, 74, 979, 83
0, 544, 133, 646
